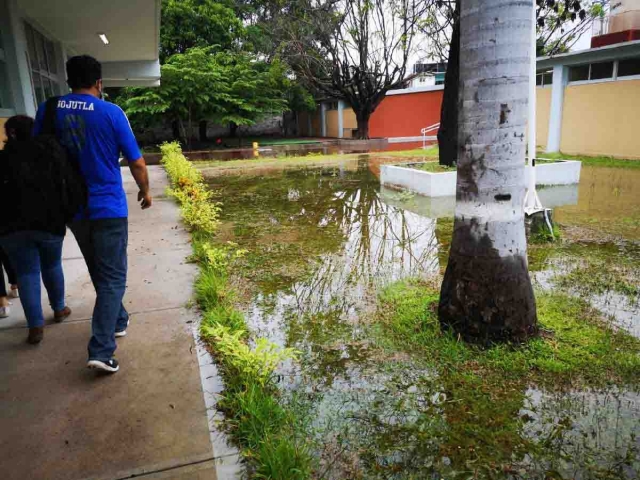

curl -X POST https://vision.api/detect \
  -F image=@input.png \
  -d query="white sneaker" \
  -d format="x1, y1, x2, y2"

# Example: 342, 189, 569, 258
8, 288, 19, 299
0, 306, 10, 318
115, 319, 130, 338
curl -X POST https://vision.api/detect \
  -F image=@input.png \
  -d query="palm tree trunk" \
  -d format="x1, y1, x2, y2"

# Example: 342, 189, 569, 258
438, 0, 460, 167
438, 0, 537, 345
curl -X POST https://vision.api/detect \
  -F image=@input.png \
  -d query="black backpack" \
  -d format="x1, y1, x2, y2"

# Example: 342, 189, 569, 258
40, 96, 88, 221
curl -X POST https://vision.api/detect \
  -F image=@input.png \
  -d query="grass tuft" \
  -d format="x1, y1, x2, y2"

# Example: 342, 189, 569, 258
376, 279, 640, 386
537, 151, 640, 169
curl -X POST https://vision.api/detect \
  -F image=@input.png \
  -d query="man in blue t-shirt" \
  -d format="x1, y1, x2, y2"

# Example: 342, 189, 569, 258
34, 55, 152, 373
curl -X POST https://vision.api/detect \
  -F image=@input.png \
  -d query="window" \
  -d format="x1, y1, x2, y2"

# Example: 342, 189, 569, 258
590, 61, 614, 80
568, 61, 615, 83
0, 27, 12, 110
569, 64, 590, 82
24, 23, 59, 107
536, 70, 553, 87
326, 101, 339, 111
618, 57, 640, 77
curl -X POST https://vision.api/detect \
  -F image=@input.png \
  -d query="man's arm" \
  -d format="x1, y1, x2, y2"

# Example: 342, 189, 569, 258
112, 105, 152, 209
129, 158, 152, 209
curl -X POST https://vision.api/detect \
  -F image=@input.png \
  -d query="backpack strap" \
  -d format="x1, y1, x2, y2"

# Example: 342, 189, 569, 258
41, 96, 60, 136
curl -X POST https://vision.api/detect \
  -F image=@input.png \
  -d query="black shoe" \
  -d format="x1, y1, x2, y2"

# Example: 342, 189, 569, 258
87, 358, 119, 373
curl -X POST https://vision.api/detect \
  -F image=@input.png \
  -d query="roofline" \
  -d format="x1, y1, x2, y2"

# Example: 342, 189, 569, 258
537, 40, 640, 69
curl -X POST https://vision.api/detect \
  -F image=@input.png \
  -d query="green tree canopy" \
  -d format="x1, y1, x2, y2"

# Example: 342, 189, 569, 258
160, 0, 244, 61
119, 47, 289, 143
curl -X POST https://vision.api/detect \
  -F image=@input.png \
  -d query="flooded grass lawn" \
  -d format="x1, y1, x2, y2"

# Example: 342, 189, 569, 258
203, 157, 640, 479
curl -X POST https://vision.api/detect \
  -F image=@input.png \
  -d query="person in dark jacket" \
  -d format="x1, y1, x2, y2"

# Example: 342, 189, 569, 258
0, 115, 71, 344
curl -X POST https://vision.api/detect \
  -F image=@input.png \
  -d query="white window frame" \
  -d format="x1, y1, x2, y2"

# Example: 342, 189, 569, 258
535, 70, 554, 88
567, 58, 640, 86
24, 21, 60, 109
615, 57, 640, 81
0, 40, 15, 114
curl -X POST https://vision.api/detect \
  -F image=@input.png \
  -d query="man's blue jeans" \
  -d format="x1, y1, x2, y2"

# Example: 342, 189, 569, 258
0, 231, 65, 327
70, 218, 129, 362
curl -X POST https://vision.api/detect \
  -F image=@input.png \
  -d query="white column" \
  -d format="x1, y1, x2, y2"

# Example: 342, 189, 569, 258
4, 0, 35, 116
320, 102, 327, 137
54, 42, 68, 95
546, 64, 568, 153
337, 100, 344, 138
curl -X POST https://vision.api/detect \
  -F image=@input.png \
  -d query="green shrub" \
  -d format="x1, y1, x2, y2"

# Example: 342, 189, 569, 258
160, 142, 220, 234
161, 141, 314, 477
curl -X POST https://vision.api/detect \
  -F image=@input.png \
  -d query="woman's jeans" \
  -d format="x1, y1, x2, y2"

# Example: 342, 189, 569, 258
0, 231, 65, 327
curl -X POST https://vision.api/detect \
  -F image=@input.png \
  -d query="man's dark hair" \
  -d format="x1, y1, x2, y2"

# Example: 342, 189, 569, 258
66, 55, 102, 90
5, 115, 34, 142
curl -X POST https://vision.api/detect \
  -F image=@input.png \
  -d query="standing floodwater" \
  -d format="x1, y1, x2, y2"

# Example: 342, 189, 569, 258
204, 158, 640, 479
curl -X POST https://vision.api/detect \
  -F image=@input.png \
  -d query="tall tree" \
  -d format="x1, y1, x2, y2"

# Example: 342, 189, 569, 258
438, 0, 538, 344
160, 0, 243, 62
430, 0, 605, 166
160, 0, 245, 140
285, 0, 430, 139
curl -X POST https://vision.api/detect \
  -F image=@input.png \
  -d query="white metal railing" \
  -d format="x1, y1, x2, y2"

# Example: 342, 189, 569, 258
421, 122, 440, 148
592, 10, 640, 37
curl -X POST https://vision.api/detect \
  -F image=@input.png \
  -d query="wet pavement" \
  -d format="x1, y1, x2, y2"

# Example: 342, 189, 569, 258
0, 167, 223, 480
203, 157, 640, 479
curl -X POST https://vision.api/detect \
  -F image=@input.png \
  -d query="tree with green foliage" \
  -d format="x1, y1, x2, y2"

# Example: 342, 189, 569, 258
213, 50, 290, 137
160, 0, 243, 62
118, 48, 288, 145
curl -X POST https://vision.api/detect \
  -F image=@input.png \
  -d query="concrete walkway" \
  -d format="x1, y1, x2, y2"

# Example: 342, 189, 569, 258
0, 167, 221, 479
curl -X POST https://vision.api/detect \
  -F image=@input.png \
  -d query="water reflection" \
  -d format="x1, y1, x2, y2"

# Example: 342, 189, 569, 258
205, 158, 640, 479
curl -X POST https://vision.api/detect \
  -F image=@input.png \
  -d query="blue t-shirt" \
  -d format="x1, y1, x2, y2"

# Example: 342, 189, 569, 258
34, 93, 142, 219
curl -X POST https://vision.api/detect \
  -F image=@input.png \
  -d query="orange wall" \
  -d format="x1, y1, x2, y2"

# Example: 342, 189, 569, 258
370, 90, 444, 138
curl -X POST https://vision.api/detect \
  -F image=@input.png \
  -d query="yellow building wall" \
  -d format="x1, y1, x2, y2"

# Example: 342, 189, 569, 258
326, 110, 339, 138
342, 108, 358, 137
535, 87, 552, 151
560, 80, 640, 159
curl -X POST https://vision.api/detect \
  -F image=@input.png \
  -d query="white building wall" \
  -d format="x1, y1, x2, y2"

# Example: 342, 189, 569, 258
0, 0, 71, 117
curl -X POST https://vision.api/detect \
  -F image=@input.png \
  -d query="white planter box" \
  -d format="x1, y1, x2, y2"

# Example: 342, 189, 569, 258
380, 160, 581, 198
528, 160, 582, 186
380, 164, 457, 197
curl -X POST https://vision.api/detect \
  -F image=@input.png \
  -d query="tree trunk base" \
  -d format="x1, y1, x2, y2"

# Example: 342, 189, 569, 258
439, 227, 538, 345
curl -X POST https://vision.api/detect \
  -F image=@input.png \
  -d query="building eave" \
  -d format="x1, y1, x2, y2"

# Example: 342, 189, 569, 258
537, 40, 640, 69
